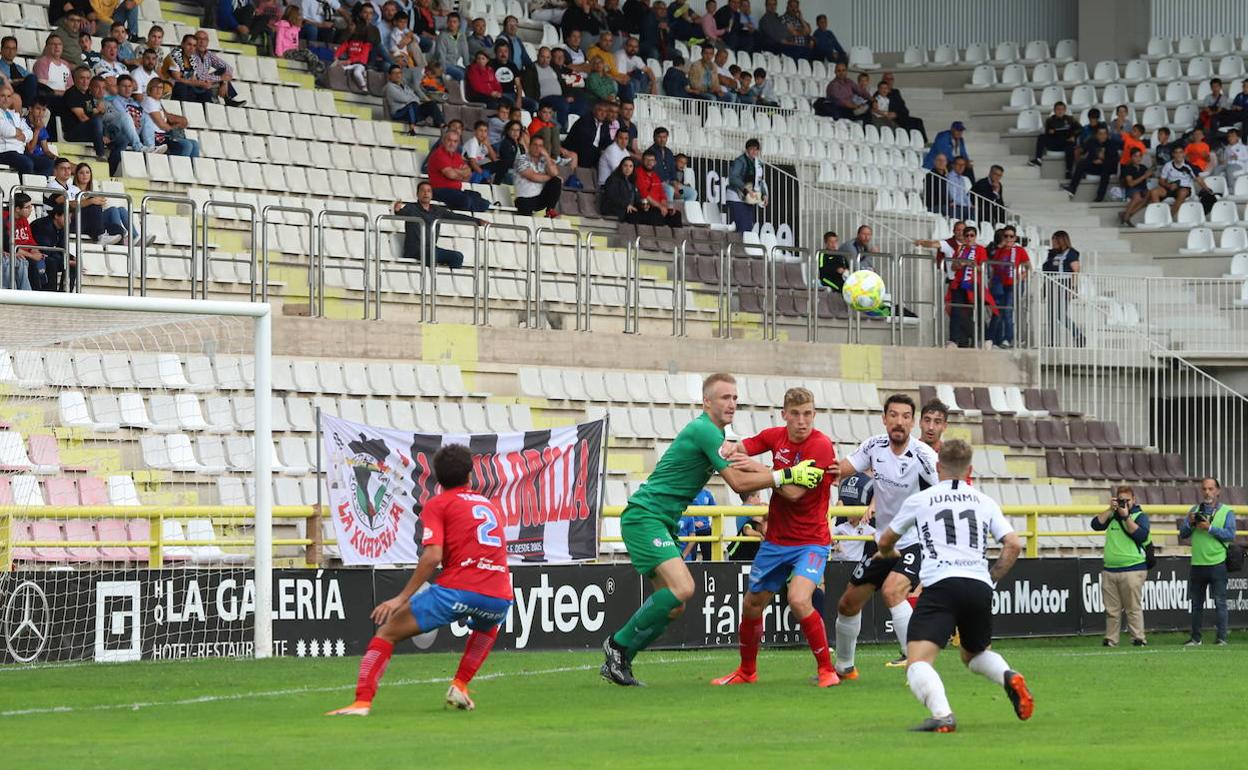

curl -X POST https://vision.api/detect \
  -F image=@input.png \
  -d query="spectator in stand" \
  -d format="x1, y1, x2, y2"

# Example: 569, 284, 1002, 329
945, 224, 996, 348
562, 0, 604, 43
565, 99, 611, 170
130, 47, 160, 95
497, 15, 533, 70
1227, 79, 1248, 136
587, 31, 632, 100
31, 206, 72, 291
486, 101, 510, 146
562, 29, 594, 73
726, 137, 767, 233
1179, 477, 1237, 647
495, 119, 526, 183
101, 73, 151, 154
109, 23, 139, 67
1151, 126, 1175, 165
74, 162, 134, 244
49, 0, 89, 30
849, 224, 876, 271
946, 156, 973, 220
78, 32, 100, 71
970, 164, 1006, 222
383, 64, 443, 134
1119, 148, 1152, 227
1210, 128, 1248, 186
466, 50, 505, 107
161, 34, 210, 102
1106, 104, 1131, 145
674, 153, 696, 199
925, 120, 973, 179
636, 0, 668, 60
586, 56, 619, 102
634, 150, 681, 226
274, 7, 327, 77
22, 101, 56, 172
1118, 123, 1147, 168
420, 61, 450, 99
1066, 124, 1118, 201
1028, 101, 1079, 177
615, 36, 656, 97
823, 61, 866, 120
648, 126, 690, 201
385, 11, 416, 67
91, 0, 141, 41
467, 17, 495, 61
914, 219, 965, 289
92, 37, 126, 85
432, 12, 469, 81
1149, 146, 1209, 218
427, 130, 491, 211
777, 0, 813, 59
750, 67, 777, 106
299, 0, 345, 46
0, 37, 39, 111
523, 47, 584, 131
1200, 78, 1231, 137
667, 0, 701, 42
661, 53, 695, 98
55, 13, 86, 66
143, 78, 199, 156
987, 225, 1028, 348
531, 0, 568, 26
603, 0, 628, 37
616, 100, 641, 149
816, 230, 854, 292
0, 192, 36, 290
35, 35, 75, 117
602, 156, 668, 224
550, 47, 590, 111
1041, 229, 1083, 347
60, 68, 124, 172
409, 0, 440, 55
143, 25, 166, 62
713, 48, 741, 103
868, 78, 899, 128
332, 25, 374, 91
527, 103, 580, 181
925, 152, 950, 215
598, 126, 632, 184
0, 85, 54, 176
394, 181, 485, 269
513, 135, 564, 217
811, 14, 846, 63
1184, 127, 1212, 174
689, 44, 730, 102
699, 0, 728, 46
463, 120, 504, 182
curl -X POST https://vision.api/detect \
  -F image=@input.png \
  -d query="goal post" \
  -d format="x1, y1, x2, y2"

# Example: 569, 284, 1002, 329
0, 289, 274, 661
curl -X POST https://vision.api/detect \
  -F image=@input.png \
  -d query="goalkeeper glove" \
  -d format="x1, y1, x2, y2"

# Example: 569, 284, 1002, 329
773, 460, 825, 489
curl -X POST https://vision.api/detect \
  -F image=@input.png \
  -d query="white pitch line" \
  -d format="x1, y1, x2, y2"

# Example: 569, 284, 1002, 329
0, 654, 723, 718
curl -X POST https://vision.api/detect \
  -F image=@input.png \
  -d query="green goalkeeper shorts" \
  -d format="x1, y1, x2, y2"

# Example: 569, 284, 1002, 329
620, 513, 681, 577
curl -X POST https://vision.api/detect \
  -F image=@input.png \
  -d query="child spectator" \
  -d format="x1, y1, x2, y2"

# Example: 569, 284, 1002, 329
811, 14, 847, 63
1184, 127, 1212, 173
274, 7, 326, 77
389, 12, 416, 68
1, 192, 38, 290
421, 61, 449, 99
487, 100, 511, 147
462, 120, 501, 183
334, 31, 374, 91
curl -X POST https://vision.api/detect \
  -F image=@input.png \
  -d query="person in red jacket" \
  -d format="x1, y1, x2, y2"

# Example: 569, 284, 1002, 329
987, 225, 1029, 348
944, 225, 996, 348
634, 150, 682, 226
465, 50, 503, 107
335, 33, 373, 91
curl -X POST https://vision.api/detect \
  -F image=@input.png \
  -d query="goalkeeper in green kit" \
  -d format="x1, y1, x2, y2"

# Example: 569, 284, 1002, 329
601, 373, 827, 686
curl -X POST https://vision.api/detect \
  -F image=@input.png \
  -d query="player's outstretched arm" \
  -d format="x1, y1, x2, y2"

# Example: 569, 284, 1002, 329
371, 545, 443, 625
720, 464, 781, 495
989, 533, 1021, 584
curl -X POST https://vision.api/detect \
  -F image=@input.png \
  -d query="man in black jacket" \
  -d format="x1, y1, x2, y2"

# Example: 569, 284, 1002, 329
565, 99, 611, 170
970, 164, 1007, 223
879, 72, 925, 141
394, 182, 485, 269
1065, 124, 1118, 202
31, 207, 72, 291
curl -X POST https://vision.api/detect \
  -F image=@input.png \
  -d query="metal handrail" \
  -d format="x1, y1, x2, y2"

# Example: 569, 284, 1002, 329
476, 220, 532, 326
373, 213, 483, 322
624, 236, 641, 334
199, 200, 257, 300
139, 194, 196, 297
7, 186, 72, 292
259, 205, 314, 304
527, 225, 565, 329
672, 239, 688, 337
767, 244, 811, 342
717, 242, 768, 338
575, 225, 616, 332
315, 209, 371, 320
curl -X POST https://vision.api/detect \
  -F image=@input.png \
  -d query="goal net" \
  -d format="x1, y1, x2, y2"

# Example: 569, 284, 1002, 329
0, 292, 273, 665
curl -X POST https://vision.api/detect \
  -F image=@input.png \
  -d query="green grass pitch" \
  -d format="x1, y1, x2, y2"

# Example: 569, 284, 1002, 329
2, 633, 1237, 769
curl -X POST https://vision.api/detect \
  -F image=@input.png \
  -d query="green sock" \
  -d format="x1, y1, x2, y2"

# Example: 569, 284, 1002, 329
612, 588, 683, 659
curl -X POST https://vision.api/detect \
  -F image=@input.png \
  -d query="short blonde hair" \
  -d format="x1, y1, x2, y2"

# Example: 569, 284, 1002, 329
938, 439, 973, 477
783, 387, 814, 410
702, 372, 736, 398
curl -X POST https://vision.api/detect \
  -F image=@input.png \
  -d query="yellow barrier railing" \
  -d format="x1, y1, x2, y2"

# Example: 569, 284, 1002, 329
600, 504, 1235, 560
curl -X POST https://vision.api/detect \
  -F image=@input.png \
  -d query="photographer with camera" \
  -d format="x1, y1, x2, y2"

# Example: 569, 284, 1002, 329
1178, 477, 1237, 646
1090, 486, 1151, 647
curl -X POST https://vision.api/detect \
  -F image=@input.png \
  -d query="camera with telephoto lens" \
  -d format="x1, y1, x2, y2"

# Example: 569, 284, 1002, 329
1192, 508, 1210, 523
1116, 498, 1129, 510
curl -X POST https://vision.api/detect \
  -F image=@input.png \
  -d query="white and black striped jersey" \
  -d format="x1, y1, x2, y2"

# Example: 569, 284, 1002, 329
847, 434, 939, 546
888, 479, 1013, 588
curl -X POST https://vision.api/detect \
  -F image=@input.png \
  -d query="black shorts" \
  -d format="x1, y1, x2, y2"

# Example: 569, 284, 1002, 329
849, 543, 922, 590
908, 577, 994, 654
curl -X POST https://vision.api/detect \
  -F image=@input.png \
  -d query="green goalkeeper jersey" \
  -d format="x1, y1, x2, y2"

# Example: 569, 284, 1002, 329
623, 412, 731, 528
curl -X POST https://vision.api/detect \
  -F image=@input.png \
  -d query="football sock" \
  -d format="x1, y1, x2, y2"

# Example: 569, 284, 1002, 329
812, 587, 827, 626
967, 650, 1011, 686
613, 588, 683, 660
890, 601, 913, 654
738, 615, 765, 675
907, 661, 952, 718
454, 625, 500, 685
355, 636, 394, 703
834, 612, 861, 671
798, 611, 833, 672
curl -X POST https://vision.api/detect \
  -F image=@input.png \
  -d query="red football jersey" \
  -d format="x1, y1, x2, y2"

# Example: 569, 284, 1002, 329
742, 427, 836, 546
420, 488, 513, 599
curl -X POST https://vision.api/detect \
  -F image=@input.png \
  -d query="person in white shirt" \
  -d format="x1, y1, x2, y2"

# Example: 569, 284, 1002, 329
1148, 146, 1209, 218
832, 393, 939, 675
1210, 128, 1248, 187
876, 439, 1031, 733
597, 127, 631, 185
613, 36, 655, 97
832, 515, 876, 562
94, 39, 130, 83
512, 135, 563, 217
130, 48, 161, 95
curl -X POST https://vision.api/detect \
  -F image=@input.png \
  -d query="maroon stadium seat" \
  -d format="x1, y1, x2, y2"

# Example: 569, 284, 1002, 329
1023, 388, 1047, 413
919, 385, 938, 408
981, 417, 1003, 444
1036, 420, 1072, 448
953, 387, 978, 413
1081, 452, 1105, 480
1041, 388, 1080, 417
1045, 450, 1069, 477
971, 387, 997, 416
998, 418, 1021, 447
1162, 486, 1185, 505
817, 291, 849, 319
1086, 421, 1113, 449
732, 260, 758, 287
1132, 453, 1156, 481
1148, 453, 1170, 480
1163, 454, 1190, 481
736, 289, 764, 314
1015, 419, 1038, 447
1099, 452, 1124, 480
1063, 451, 1090, 479
1115, 453, 1141, 481
1068, 420, 1093, 448
1103, 421, 1128, 449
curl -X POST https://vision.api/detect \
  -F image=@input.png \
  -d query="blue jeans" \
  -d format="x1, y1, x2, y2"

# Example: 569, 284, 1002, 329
2, 256, 32, 290
1189, 562, 1229, 643
392, 101, 443, 127
432, 188, 490, 213
167, 137, 200, 157
104, 109, 141, 152
443, 64, 465, 81
114, 1, 140, 36
664, 182, 696, 201
988, 282, 1014, 346
626, 70, 652, 97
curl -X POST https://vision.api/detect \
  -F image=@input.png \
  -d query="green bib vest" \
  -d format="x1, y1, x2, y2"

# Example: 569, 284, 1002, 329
1104, 512, 1150, 569
1191, 504, 1232, 567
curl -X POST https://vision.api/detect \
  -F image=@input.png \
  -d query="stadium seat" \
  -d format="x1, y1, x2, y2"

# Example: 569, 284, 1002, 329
1005, 87, 1036, 112
1179, 227, 1215, 254
1089, 60, 1121, 85
1146, 36, 1174, 60
898, 45, 927, 68
967, 64, 999, 88
1059, 61, 1088, 85
1009, 109, 1043, 134
1030, 62, 1058, 86
1138, 202, 1174, 228
1220, 229, 1248, 256
1176, 200, 1206, 227
1210, 201, 1240, 227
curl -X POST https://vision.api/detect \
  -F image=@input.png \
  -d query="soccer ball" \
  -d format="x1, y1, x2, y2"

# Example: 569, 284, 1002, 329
842, 270, 885, 312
